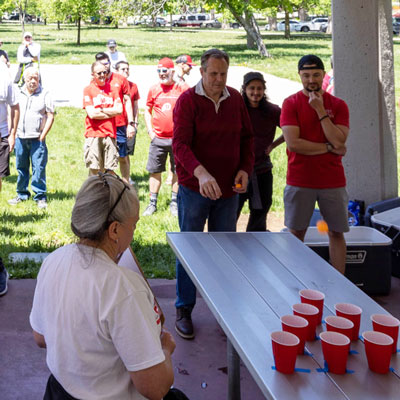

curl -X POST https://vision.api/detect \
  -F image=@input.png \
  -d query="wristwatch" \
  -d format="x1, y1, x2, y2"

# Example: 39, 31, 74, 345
326, 143, 333, 152
129, 121, 138, 127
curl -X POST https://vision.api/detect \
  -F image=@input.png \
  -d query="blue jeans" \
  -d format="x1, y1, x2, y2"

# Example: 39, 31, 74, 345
15, 137, 48, 201
175, 185, 238, 309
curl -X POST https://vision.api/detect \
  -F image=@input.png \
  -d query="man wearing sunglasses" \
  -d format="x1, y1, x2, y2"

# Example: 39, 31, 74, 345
95, 53, 135, 181
143, 57, 189, 217
83, 61, 122, 176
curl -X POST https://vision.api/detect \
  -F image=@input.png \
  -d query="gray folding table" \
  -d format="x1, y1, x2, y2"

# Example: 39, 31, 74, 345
167, 232, 400, 400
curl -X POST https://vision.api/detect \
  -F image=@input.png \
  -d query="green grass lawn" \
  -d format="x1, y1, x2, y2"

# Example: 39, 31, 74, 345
0, 23, 399, 279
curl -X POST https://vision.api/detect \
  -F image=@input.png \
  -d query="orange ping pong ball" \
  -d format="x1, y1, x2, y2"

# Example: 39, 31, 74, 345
316, 220, 329, 234
235, 183, 242, 189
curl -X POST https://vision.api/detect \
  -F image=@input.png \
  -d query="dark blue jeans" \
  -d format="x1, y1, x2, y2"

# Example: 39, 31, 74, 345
175, 185, 238, 309
15, 137, 48, 201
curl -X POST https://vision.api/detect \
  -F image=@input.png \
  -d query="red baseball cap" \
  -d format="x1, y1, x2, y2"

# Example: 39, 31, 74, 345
175, 55, 196, 66
158, 57, 174, 69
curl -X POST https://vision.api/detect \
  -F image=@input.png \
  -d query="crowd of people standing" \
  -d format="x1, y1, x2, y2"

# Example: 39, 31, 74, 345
0, 34, 351, 399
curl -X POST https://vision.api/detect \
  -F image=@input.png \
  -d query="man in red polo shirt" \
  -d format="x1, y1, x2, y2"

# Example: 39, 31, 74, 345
83, 61, 122, 175
281, 54, 349, 274
143, 57, 188, 217
172, 49, 254, 338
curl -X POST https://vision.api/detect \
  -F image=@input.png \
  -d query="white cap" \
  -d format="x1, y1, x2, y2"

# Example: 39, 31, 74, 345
24, 32, 33, 38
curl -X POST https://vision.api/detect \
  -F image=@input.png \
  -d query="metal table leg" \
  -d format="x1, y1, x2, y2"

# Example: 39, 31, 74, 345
227, 339, 241, 400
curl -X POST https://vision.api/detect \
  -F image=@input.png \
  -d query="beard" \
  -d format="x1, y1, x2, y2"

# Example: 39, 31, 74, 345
305, 84, 321, 92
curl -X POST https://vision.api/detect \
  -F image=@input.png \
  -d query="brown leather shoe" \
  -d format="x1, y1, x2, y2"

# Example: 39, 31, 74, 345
175, 307, 195, 339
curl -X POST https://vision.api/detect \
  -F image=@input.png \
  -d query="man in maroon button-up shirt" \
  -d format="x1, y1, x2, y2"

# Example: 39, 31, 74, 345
172, 48, 254, 339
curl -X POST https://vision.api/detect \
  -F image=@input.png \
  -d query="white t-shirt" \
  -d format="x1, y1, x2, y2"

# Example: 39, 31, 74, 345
30, 244, 164, 400
106, 50, 127, 71
0, 63, 17, 138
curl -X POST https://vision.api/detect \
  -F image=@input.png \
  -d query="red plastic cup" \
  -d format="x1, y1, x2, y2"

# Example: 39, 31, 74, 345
325, 316, 354, 341
292, 303, 319, 341
371, 314, 400, 354
335, 303, 362, 341
299, 289, 325, 324
320, 331, 350, 374
270, 331, 299, 374
362, 331, 393, 374
281, 314, 309, 355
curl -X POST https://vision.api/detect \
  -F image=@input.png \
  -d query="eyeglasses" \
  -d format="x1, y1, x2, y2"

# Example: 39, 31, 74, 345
98, 172, 131, 222
157, 68, 169, 74
95, 71, 107, 77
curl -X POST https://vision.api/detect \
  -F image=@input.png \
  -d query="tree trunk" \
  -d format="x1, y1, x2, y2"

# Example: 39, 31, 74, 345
77, 17, 81, 46
268, 16, 277, 31
227, 4, 271, 57
57, 20, 60, 30
299, 8, 307, 22
284, 11, 290, 39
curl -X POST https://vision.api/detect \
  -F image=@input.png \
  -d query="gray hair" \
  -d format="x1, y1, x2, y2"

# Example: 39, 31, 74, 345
201, 48, 229, 70
23, 66, 40, 79
91, 60, 105, 73
71, 174, 139, 242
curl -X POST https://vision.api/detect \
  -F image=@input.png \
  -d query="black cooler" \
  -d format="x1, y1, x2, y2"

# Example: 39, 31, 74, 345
304, 226, 392, 295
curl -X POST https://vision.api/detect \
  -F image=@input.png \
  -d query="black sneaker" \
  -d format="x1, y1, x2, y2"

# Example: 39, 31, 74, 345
175, 307, 195, 339
8, 196, 26, 206
0, 263, 9, 296
143, 201, 157, 216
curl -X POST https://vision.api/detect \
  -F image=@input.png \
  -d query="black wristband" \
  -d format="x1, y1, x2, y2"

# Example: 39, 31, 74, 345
319, 115, 329, 122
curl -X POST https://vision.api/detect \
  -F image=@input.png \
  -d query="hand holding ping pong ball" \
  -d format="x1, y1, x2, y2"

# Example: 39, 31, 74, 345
316, 220, 329, 234
235, 183, 242, 189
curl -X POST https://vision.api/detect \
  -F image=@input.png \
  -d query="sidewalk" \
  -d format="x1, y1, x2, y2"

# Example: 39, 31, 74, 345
8, 64, 302, 109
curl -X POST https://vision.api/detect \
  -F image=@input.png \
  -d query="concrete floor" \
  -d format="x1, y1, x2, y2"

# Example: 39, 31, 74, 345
1, 275, 400, 400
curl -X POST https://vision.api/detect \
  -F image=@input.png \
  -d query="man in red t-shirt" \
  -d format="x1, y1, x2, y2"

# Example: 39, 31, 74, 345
280, 54, 350, 274
95, 53, 135, 182
115, 60, 140, 183
83, 61, 122, 176
143, 57, 188, 217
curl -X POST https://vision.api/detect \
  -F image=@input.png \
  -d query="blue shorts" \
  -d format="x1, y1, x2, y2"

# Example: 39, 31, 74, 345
117, 126, 136, 157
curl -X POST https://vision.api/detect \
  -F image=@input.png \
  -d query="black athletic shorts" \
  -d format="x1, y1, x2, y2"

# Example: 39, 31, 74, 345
0, 136, 10, 178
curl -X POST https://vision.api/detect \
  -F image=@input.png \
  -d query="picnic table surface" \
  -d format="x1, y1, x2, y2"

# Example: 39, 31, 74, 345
167, 231, 400, 400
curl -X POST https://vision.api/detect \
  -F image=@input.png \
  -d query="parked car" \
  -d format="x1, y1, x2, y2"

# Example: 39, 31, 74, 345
146, 17, 167, 26
265, 20, 300, 31
295, 17, 328, 32
393, 17, 400, 35
173, 14, 208, 27
204, 18, 222, 28
230, 22, 240, 29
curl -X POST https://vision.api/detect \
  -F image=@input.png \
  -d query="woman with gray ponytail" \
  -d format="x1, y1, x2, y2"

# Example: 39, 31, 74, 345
29, 173, 187, 400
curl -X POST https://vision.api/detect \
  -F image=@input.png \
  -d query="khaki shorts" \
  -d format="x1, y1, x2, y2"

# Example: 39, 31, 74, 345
284, 185, 349, 233
84, 137, 119, 171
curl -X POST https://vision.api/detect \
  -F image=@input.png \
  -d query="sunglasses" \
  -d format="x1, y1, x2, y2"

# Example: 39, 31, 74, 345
157, 68, 169, 74
95, 71, 107, 76
98, 172, 131, 222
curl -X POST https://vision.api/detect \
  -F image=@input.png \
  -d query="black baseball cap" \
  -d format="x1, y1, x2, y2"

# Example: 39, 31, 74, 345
298, 54, 325, 71
243, 71, 265, 86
